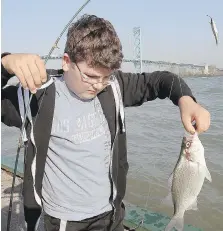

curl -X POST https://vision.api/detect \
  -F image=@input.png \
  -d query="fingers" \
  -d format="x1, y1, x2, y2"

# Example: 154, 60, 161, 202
28, 61, 43, 89
3, 53, 47, 93
20, 64, 37, 94
14, 67, 28, 90
192, 105, 211, 134
182, 109, 211, 135
194, 114, 211, 134
194, 116, 203, 134
181, 114, 196, 135
179, 98, 211, 135
35, 57, 47, 83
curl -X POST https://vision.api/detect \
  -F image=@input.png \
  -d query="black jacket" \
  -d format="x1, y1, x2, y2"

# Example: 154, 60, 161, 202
1, 62, 196, 228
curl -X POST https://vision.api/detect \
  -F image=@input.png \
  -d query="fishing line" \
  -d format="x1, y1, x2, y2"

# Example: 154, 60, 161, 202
131, 63, 185, 231
6, 1, 92, 230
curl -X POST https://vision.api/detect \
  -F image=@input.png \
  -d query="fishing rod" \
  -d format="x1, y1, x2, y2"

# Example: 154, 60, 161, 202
6, 1, 92, 230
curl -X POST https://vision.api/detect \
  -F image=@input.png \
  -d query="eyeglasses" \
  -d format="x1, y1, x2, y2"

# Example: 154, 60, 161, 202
75, 63, 114, 86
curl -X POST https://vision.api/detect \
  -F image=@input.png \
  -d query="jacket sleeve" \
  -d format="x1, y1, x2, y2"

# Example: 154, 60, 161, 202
1, 62, 22, 128
116, 70, 196, 107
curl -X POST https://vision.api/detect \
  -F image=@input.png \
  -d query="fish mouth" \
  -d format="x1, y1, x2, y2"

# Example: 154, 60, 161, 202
184, 131, 198, 140
183, 135, 194, 145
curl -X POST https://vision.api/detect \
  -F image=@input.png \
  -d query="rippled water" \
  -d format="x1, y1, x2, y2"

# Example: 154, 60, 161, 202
124, 76, 223, 230
1, 76, 223, 230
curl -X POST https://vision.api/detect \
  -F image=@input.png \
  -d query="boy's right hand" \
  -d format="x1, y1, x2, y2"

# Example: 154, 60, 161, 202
2, 53, 47, 93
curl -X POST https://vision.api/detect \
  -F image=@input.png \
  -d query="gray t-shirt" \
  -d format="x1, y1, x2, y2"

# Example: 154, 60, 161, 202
42, 77, 112, 221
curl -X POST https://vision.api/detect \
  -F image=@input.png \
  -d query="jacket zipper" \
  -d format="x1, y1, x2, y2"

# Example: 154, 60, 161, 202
109, 127, 119, 222
109, 78, 122, 223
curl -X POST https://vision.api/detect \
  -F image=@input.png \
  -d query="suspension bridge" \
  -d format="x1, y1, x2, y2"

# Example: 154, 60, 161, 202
40, 27, 222, 77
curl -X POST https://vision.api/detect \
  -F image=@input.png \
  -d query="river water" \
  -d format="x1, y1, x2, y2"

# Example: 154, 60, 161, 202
1, 76, 223, 230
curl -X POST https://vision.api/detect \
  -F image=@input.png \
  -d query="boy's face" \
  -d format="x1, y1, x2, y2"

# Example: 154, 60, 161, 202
62, 54, 113, 100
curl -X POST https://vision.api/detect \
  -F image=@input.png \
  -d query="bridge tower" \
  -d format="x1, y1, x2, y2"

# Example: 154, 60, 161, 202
133, 27, 142, 73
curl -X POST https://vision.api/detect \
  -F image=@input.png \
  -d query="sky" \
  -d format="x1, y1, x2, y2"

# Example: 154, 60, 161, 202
1, 0, 223, 69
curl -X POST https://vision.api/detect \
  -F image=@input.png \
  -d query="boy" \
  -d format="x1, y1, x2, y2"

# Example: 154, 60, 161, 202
1, 14, 210, 231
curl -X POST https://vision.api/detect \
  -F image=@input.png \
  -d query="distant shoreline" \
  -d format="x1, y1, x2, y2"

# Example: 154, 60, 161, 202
181, 74, 223, 78
3, 74, 223, 89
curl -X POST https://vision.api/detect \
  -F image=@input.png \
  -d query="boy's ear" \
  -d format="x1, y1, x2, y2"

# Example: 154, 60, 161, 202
62, 53, 71, 72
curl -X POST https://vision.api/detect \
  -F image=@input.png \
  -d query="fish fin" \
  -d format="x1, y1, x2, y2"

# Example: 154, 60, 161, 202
204, 166, 212, 182
161, 173, 174, 206
161, 193, 173, 207
165, 216, 184, 231
186, 198, 198, 211
199, 164, 212, 182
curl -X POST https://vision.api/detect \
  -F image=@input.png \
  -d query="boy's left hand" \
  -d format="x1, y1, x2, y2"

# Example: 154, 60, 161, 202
178, 96, 211, 134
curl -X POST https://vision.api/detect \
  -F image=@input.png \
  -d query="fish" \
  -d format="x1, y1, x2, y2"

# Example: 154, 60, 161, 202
207, 15, 219, 45
164, 131, 212, 231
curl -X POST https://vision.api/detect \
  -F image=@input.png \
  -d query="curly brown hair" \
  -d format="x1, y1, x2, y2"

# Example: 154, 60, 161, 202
64, 14, 123, 70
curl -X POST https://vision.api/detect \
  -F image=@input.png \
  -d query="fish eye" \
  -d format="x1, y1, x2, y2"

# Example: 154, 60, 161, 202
186, 141, 191, 148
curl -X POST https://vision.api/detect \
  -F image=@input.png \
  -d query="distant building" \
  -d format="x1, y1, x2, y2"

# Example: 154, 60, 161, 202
203, 64, 209, 75
208, 65, 217, 75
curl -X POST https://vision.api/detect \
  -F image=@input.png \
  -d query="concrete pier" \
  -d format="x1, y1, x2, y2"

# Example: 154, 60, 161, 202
1, 170, 46, 231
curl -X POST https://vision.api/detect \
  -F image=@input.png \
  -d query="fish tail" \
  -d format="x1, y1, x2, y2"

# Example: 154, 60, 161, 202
165, 215, 184, 231
206, 15, 212, 19
215, 37, 218, 45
